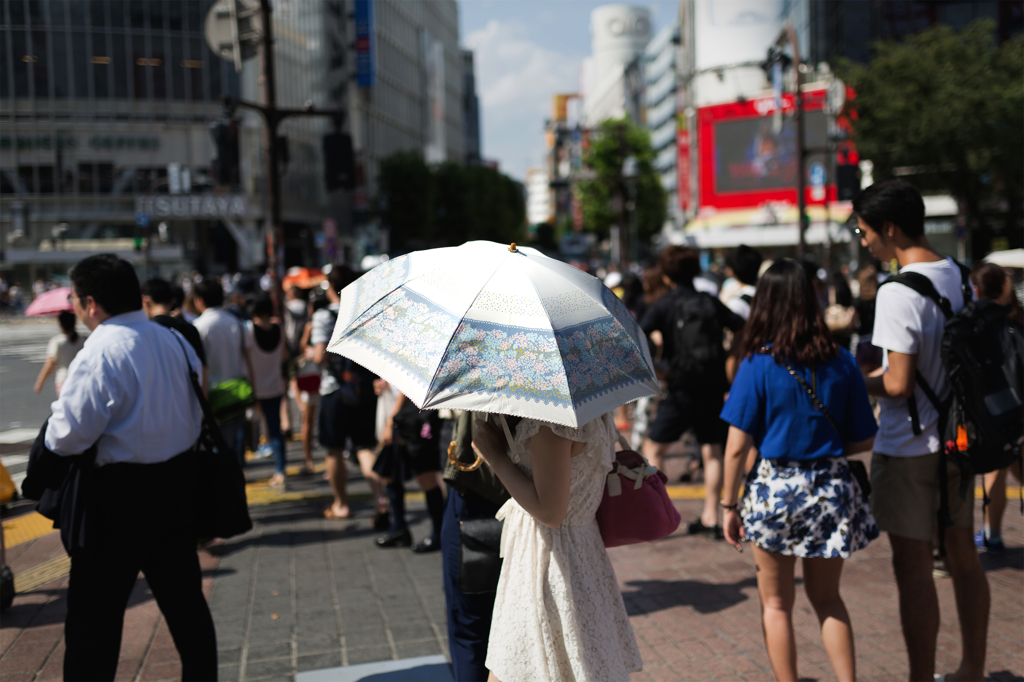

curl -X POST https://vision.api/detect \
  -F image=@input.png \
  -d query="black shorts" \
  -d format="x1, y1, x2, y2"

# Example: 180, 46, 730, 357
647, 389, 727, 446
318, 389, 377, 452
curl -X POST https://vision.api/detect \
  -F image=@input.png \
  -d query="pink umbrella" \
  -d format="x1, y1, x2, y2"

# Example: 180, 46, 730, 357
24, 287, 74, 316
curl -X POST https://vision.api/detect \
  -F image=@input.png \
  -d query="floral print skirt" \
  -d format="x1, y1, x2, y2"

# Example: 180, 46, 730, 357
741, 456, 879, 558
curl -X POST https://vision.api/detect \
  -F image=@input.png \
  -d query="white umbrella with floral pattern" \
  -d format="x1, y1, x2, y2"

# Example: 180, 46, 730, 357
326, 241, 660, 428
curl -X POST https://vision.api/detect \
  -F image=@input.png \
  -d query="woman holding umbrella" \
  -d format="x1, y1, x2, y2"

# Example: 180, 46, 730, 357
326, 242, 656, 682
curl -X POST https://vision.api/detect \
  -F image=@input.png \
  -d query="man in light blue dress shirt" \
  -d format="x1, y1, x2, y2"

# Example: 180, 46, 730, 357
45, 254, 217, 681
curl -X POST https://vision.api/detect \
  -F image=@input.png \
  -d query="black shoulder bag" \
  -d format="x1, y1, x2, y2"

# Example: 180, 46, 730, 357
169, 331, 253, 540
765, 348, 872, 499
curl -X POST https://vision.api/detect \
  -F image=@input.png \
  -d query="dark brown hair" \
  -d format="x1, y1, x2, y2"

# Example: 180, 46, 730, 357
657, 245, 700, 286
743, 259, 838, 366
971, 262, 1008, 301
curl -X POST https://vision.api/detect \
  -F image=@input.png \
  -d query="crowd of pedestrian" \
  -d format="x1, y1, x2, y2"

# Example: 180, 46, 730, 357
4, 177, 1021, 682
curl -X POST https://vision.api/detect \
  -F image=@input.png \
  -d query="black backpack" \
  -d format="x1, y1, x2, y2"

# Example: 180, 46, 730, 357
323, 309, 374, 406
668, 291, 727, 391
880, 262, 1024, 548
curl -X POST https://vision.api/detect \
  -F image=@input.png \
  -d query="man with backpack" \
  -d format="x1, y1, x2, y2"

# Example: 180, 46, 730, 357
639, 245, 745, 540
722, 244, 762, 321
311, 266, 378, 520
855, 179, 989, 682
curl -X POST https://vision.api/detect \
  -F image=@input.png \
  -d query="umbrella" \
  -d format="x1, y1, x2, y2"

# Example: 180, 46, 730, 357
24, 287, 74, 316
984, 249, 1024, 269
282, 267, 326, 289
327, 241, 660, 428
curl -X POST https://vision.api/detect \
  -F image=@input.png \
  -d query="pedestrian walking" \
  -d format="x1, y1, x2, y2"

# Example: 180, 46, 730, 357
281, 285, 310, 439
311, 266, 378, 520
639, 245, 745, 540
853, 263, 883, 375
722, 244, 763, 321
41, 254, 217, 681
193, 278, 255, 464
721, 259, 879, 682
969, 262, 1024, 554
33, 311, 85, 397
855, 179, 989, 682
247, 295, 289, 487
141, 278, 207, 390
374, 391, 445, 551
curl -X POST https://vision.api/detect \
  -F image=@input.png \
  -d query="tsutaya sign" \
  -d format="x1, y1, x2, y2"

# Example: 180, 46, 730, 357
135, 194, 254, 219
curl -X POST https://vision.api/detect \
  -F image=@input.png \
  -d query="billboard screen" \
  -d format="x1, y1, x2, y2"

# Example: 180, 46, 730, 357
698, 88, 835, 210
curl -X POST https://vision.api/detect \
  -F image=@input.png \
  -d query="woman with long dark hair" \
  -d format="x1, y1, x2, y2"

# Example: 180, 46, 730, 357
34, 310, 85, 397
719, 260, 879, 682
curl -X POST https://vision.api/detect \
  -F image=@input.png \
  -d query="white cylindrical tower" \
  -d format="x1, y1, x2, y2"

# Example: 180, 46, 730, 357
590, 5, 651, 88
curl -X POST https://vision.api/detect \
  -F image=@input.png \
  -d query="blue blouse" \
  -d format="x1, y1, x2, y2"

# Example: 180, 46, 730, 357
720, 348, 877, 462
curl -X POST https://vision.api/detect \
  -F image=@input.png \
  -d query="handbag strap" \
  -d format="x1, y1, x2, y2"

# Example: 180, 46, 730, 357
167, 329, 222, 434
762, 347, 842, 438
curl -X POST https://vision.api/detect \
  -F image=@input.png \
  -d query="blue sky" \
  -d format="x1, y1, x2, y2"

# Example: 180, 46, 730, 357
460, 1, 678, 181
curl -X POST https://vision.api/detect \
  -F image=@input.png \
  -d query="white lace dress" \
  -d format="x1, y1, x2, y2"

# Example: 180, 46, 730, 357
485, 413, 643, 682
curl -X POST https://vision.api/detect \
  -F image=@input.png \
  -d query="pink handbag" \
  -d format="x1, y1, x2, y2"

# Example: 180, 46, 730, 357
596, 436, 681, 547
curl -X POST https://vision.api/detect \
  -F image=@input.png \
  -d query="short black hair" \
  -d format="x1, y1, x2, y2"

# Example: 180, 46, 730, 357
328, 265, 359, 294
69, 254, 142, 317
141, 278, 174, 306
853, 179, 925, 239
658, 245, 700, 286
247, 294, 274, 318
193, 279, 224, 307
727, 244, 763, 286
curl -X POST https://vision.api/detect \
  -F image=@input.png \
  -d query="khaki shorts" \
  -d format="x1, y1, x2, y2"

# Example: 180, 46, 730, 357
870, 452, 974, 543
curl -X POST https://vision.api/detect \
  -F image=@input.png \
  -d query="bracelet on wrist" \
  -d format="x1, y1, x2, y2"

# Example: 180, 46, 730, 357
719, 501, 739, 511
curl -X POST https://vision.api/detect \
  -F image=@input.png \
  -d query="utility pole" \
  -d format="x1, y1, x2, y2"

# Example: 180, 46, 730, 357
258, 0, 283, 314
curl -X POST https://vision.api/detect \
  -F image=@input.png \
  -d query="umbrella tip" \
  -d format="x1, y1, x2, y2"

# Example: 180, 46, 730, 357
509, 242, 517, 252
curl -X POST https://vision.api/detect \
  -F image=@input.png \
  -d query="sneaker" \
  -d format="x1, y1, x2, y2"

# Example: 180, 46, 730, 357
974, 530, 986, 549
255, 444, 274, 459
986, 536, 1006, 554
687, 519, 724, 540
932, 558, 951, 579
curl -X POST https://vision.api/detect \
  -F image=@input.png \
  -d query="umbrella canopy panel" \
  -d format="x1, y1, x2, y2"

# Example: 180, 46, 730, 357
328, 242, 659, 427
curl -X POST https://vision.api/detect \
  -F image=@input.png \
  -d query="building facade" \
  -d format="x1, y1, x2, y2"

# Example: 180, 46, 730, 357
525, 166, 552, 226
643, 24, 678, 229
581, 4, 650, 127
1, 0, 247, 284
461, 49, 480, 165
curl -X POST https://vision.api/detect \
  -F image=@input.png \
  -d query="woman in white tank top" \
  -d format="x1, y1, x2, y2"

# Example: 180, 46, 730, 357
248, 297, 288, 486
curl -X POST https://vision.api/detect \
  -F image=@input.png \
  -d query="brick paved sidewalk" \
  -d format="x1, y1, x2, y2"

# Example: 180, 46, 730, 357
2, 444, 1022, 681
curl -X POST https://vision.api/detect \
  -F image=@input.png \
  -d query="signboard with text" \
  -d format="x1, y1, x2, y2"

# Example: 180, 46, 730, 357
354, 0, 376, 87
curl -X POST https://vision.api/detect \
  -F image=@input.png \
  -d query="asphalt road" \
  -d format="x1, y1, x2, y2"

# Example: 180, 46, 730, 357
0, 317, 80, 491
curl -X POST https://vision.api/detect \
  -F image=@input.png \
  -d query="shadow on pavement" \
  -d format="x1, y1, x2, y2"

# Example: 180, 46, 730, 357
979, 546, 1023, 572
988, 672, 1024, 682
622, 576, 758, 615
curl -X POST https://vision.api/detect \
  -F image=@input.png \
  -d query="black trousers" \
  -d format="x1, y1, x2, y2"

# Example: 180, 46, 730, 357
63, 454, 218, 682
441, 488, 501, 682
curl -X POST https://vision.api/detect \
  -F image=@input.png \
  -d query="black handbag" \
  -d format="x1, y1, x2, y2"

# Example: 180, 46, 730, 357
458, 517, 503, 594
170, 332, 254, 540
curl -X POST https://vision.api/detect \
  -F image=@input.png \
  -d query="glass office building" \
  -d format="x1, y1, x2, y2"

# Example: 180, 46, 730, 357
0, 0, 250, 282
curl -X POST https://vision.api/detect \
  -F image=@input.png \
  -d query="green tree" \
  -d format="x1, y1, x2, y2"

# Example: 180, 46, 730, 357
576, 118, 666, 244
376, 151, 435, 252
376, 152, 525, 253
840, 19, 1024, 230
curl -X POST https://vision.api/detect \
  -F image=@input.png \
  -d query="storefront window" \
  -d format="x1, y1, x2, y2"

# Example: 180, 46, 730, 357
113, 34, 128, 97
90, 0, 107, 30
92, 31, 109, 98
52, 30, 69, 98
72, 31, 88, 97
12, 30, 30, 97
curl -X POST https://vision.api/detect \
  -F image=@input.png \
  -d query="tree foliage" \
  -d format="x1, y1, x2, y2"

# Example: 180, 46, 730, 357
576, 118, 667, 242
839, 19, 1024, 223
376, 152, 525, 254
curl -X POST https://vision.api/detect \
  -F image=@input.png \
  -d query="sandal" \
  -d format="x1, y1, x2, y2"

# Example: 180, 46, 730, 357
323, 506, 351, 519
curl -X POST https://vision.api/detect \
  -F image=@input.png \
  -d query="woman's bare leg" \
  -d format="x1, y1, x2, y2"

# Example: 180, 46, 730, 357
751, 545, 799, 682
803, 556, 855, 682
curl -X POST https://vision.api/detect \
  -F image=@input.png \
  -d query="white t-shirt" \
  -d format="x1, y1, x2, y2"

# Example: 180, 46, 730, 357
872, 257, 967, 457
194, 307, 253, 387
725, 284, 757, 321
47, 333, 86, 388
310, 302, 340, 396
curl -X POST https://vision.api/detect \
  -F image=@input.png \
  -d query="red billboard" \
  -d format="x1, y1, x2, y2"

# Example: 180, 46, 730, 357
698, 87, 854, 211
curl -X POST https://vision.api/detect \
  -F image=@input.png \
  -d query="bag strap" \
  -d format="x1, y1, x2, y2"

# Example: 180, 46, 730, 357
167, 329, 224, 438
496, 415, 523, 464
764, 347, 842, 438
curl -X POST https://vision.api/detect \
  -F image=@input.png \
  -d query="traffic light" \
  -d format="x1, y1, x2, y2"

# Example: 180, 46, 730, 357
322, 133, 355, 191
210, 118, 240, 187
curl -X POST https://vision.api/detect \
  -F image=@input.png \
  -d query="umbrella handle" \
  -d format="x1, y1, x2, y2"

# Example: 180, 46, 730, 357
447, 440, 483, 472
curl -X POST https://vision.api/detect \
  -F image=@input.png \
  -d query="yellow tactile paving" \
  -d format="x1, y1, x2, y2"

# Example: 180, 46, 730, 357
14, 554, 71, 593
2, 511, 55, 548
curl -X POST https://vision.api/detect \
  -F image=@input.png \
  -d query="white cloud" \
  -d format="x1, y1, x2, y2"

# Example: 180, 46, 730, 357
465, 20, 580, 181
